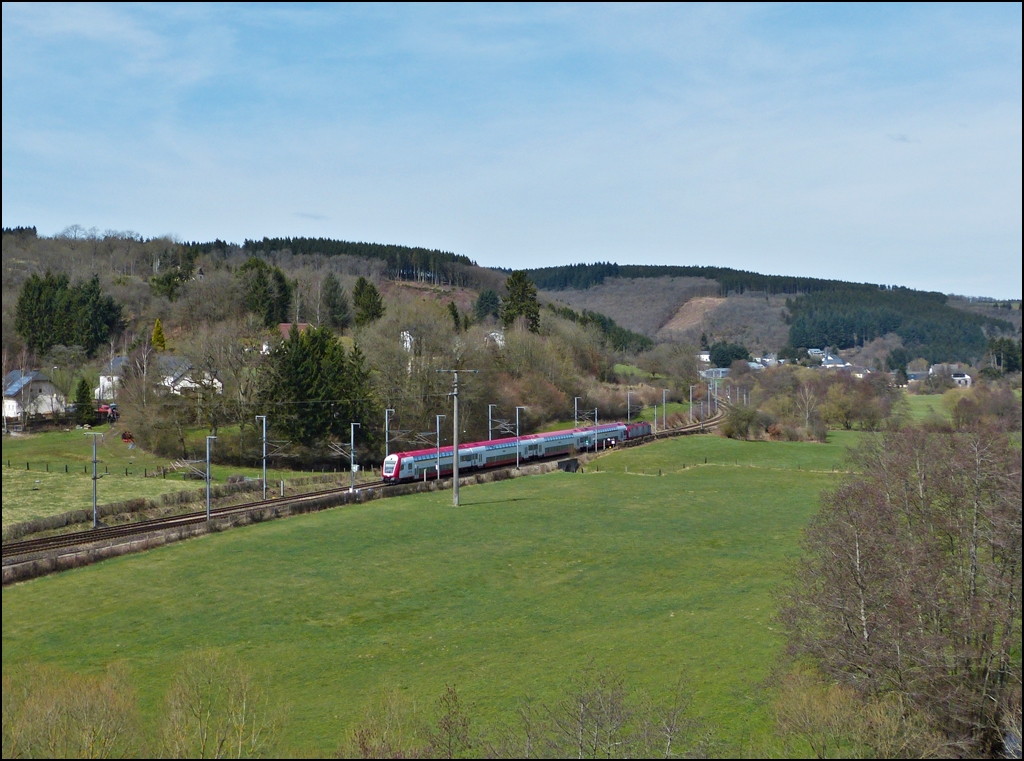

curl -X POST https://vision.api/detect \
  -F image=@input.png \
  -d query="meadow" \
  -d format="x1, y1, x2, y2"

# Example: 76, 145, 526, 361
904, 392, 952, 422
1, 431, 859, 754
1, 427, 332, 529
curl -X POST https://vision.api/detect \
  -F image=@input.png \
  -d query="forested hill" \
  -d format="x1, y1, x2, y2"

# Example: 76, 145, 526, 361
523, 262, 878, 296
786, 288, 1014, 363
524, 262, 1017, 363
237, 237, 476, 283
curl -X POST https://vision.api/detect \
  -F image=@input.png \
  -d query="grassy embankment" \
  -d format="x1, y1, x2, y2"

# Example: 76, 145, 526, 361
0, 426, 329, 529
2, 431, 857, 754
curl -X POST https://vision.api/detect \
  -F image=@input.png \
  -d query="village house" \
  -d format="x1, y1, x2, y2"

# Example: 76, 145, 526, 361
3, 370, 67, 422
93, 355, 223, 400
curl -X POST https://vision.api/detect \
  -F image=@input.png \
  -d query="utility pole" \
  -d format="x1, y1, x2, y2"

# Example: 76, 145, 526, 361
384, 408, 395, 458
206, 435, 217, 522
438, 370, 477, 506
594, 408, 598, 450
626, 390, 632, 424
515, 406, 526, 469
662, 388, 668, 431
255, 415, 267, 500
350, 422, 360, 492
574, 397, 582, 427
488, 403, 497, 441
86, 432, 101, 528
689, 385, 695, 425
436, 414, 445, 480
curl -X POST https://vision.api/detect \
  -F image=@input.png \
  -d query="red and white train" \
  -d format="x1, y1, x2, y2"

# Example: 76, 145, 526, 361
381, 421, 652, 483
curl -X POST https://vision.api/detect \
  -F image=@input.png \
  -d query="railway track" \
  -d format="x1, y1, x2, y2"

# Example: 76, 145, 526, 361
2, 408, 724, 567
2, 480, 386, 560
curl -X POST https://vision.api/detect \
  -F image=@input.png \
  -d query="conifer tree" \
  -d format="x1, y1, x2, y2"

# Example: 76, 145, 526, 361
265, 326, 379, 447
74, 377, 95, 426
322, 273, 351, 329
474, 289, 500, 321
238, 257, 292, 328
151, 318, 166, 351
353, 277, 385, 326
14, 272, 124, 356
447, 301, 461, 332
500, 271, 540, 332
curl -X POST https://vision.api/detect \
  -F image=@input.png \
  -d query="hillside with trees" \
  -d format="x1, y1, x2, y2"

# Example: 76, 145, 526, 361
3, 228, 1020, 466
1, 230, 685, 467
532, 265, 1017, 365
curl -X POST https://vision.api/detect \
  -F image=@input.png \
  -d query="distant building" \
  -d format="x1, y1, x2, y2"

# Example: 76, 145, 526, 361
807, 348, 825, 357
951, 372, 972, 388
697, 351, 711, 364
485, 330, 505, 349
820, 352, 849, 369
278, 322, 310, 339
929, 362, 968, 376
96, 356, 130, 401
93, 355, 222, 399
3, 370, 67, 420
157, 356, 222, 395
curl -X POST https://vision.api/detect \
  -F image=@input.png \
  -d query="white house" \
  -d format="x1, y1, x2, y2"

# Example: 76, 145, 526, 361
96, 356, 130, 401
821, 352, 850, 369
94, 355, 222, 399
485, 330, 506, 349
3, 370, 67, 420
157, 356, 223, 395
951, 372, 972, 388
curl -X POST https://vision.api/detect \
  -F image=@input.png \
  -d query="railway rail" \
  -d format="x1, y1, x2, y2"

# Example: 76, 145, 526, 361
2, 406, 723, 572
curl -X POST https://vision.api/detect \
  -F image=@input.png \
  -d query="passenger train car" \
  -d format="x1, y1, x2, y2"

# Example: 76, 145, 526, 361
382, 421, 652, 483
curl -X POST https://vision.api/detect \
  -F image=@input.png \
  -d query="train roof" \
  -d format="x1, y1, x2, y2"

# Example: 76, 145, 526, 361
389, 423, 626, 459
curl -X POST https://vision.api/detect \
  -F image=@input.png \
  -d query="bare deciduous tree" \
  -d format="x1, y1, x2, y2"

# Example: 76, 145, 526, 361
780, 424, 1022, 755
2, 663, 141, 759
161, 650, 278, 759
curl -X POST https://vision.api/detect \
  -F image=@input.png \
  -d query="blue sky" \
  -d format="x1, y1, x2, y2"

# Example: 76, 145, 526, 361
2, 3, 1021, 297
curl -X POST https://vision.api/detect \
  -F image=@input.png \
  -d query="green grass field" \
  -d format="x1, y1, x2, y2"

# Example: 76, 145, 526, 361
2, 432, 858, 754
1, 428, 328, 529
904, 393, 951, 422
613, 363, 653, 380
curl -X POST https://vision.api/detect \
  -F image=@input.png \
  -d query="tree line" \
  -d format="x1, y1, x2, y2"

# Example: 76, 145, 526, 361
242, 236, 477, 285
523, 261, 895, 296
784, 287, 1014, 363
14, 272, 124, 356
